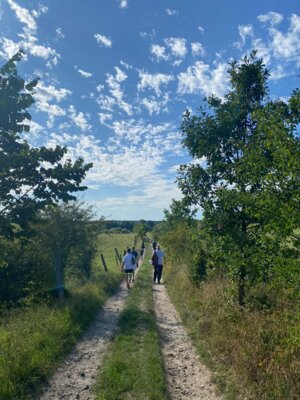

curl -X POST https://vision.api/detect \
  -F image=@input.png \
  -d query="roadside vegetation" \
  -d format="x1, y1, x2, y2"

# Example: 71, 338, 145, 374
0, 232, 135, 400
95, 256, 167, 400
154, 52, 300, 400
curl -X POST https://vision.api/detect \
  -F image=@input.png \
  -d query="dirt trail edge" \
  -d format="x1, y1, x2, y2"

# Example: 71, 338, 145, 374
153, 283, 222, 400
39, 279, 130, 400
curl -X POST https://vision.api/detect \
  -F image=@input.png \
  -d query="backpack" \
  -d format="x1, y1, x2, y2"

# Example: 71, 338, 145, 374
151, 251, 158, 265
131, 255, 136, 265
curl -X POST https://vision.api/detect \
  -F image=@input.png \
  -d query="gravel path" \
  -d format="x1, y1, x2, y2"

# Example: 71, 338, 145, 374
38, 260, 222, 400
153, 283, 222, 400
38, 279, 130, 400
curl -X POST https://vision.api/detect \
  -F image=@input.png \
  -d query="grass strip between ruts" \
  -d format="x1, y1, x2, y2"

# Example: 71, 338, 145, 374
94, 258, 168, 400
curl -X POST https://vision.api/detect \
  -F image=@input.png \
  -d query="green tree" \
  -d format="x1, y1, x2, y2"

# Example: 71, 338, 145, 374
178, 51, 300, 305
34, 202, 96, 300
0, 51, 92, 237
133, 221, 148, 240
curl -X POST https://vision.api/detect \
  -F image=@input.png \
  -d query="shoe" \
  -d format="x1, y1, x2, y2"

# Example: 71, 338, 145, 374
158, 281, 161, 284
127, 283, 130, 289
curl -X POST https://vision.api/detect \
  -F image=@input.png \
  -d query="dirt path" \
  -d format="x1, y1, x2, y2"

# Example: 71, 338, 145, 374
153, 283, 222, 400
38, 279, 130, 400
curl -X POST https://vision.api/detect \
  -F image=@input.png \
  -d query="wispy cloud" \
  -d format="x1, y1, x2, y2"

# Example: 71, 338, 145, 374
56, 27, 65, 39
258, 11, 283, 26
75, 66, 93, 78
94, 33, 112, 48
7, 0, 37, 33
166, 8, 179, 16
1, 1, 60, 66
119, 0, 128, 9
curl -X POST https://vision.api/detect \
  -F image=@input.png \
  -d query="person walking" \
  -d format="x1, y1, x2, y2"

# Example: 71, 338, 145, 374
154, 244, 165, 284
122, 248, 135, 289
131, 246, 139, 282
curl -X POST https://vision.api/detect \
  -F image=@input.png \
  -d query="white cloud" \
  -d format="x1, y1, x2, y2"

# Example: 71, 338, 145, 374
250, 13, 300, 70
2, 2, 60, 66
69, 105, 91, 131
96, 94, 116, 112
150, 44, 169, 61
239, 24, 254, 44
164, 37, 187, 58
234, 25, 254, 49
75, 66, 93, 78
198, 26, 205, 33
177, 61, 228, 98
269, 14, 300, 64
140, 97, 161, 116
191, 42, 205, 56
258, 11, 283, 26
94, 33, 112, 48
7, 0, 37, 33
119, 0, 128, 8
56, 27, 65, 39
269, 64, 289, 81
34, 82, 71, 103
98, 112, 113, 124
140, 94, 169, 116
138, 71, 174, 96
120, 60, 132, 69
106, 67, 133, 115
166, 8, 179, 16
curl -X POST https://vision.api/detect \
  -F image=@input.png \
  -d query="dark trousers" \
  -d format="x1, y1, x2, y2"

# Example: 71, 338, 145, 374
153, 264, 163, 283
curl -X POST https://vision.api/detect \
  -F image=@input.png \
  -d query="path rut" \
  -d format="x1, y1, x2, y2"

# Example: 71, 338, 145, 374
38, 280, 130, 400
153, 283, 222, 400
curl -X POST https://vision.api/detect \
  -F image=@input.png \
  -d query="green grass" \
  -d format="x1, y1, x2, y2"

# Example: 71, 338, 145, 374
0, 232, 135, 400
94, 258, 168, 400
92, 232, 136, 276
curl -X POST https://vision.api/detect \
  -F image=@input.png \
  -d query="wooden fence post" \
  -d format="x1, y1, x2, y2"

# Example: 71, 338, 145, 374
114, 248, 122, 263
100, 253, 108, 272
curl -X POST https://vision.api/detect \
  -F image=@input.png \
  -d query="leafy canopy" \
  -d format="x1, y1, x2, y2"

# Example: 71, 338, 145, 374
0, 51, 93, 236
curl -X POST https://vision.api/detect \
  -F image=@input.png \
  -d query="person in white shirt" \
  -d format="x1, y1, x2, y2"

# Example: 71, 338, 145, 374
122, 248, 135, 289
154, 244, 166, 284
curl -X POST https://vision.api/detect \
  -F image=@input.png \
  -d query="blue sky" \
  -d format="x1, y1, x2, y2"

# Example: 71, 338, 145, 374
0, 0, 299, 220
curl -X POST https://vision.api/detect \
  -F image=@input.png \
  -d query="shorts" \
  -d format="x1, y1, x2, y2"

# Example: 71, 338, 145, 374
124, 269, 134, 273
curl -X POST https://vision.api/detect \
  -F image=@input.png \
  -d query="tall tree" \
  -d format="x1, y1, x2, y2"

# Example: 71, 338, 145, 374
0, 51, 93, 237
178, 51, 300, 305
34, 202, 96, 300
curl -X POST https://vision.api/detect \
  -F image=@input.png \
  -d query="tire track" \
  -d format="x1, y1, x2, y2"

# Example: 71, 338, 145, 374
153, 283, 222, 400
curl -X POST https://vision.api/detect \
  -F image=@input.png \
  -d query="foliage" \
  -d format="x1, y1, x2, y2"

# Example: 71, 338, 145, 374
133, 220, 148, 240
33, 202, 97, 299
0, 51, 92, 238
178, 51, 300, 304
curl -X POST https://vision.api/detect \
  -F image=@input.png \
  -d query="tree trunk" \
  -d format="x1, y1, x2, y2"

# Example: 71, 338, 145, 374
53, 251, 64, 301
